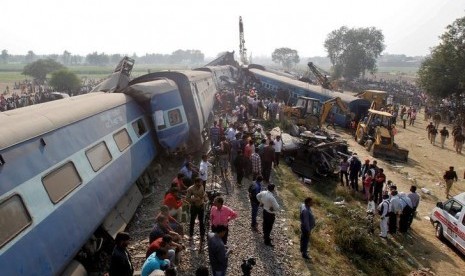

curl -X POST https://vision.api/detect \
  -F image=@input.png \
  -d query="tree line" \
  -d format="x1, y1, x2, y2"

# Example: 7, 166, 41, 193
0, 49, 205, 66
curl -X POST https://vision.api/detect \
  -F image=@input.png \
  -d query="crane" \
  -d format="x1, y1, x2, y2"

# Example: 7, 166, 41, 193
307, 62, 334, 90
239, 16, 248, 65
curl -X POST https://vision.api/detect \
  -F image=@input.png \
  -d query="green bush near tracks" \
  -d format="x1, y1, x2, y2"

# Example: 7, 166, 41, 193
274, 164, 413, 275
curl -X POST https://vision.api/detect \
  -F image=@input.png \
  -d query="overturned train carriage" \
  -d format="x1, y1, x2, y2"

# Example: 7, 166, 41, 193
126, 70, 217, 152
0, 93, 157, 275
247, 66, 371, 127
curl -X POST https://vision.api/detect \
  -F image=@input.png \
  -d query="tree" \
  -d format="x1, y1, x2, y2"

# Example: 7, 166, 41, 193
418, 16, 465, 98
324, 26, 385, 80
62, 50, 71, 65
25, 50, 36, 63
22, 59, 65, 83
1, 49, 8, 63
271, 47, 300, 70
49, 69, 81, 94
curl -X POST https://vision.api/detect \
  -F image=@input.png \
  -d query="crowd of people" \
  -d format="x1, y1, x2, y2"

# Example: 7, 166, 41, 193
339, 152, 421, 239
0, 78, 101, 111
105, 84, 317, 275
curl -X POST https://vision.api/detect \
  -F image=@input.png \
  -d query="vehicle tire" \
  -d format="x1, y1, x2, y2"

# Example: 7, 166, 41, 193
305, 115, 319, 130
435, 223, 444, 240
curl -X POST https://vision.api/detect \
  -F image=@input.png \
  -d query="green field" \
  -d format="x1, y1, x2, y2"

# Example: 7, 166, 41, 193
0, 64, 190, 85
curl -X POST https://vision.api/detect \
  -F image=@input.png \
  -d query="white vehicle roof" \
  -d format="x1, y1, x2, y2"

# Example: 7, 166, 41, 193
452, 192, 465, 205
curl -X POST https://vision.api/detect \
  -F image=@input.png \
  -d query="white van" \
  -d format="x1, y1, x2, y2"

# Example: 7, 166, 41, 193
430, 192, 465, 255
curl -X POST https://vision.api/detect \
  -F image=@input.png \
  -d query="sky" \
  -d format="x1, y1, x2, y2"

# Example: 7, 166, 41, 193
1, 0, 464, 58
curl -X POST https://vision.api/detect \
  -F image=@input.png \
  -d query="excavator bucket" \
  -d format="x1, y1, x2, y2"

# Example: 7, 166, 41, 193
372, 144, 409, 162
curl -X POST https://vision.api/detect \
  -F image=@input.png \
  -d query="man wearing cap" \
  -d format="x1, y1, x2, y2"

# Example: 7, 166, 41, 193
443, 166, 458, 198
109, 232, 134, 276
257, 184, 280, 247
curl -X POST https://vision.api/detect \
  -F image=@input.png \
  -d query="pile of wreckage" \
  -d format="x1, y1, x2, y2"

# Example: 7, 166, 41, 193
271, 126, 350, 182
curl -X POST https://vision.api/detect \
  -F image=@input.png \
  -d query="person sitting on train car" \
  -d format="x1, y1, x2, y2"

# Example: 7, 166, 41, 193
149, 215, 181, 244
141, 248, 171, 276
157, 205, 184, 236
163, 187, 183, 221
109, 232, 134, 276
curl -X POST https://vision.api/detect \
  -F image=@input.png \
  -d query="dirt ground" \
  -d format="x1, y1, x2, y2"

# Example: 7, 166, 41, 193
340, 108, 465, 275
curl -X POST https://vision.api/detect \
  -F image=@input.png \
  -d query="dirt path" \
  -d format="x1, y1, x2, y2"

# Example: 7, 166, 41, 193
340, 109, 465, 275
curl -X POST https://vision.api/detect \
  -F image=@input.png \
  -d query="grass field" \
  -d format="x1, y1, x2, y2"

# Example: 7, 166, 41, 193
0, 63, 190, 89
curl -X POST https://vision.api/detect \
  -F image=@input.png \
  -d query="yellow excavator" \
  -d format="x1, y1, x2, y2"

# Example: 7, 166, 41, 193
283, 96, 352, 129
355, 90, 387, 110
355, 109, 409, 162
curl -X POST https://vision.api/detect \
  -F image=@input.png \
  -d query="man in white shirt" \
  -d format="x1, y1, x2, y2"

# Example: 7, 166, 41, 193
273, 135, 283, 167
226, 123, 236, 142
256, 184, 280, 247
199, 154, 212, 189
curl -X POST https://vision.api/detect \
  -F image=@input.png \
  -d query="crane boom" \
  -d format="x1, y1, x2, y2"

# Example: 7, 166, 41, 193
239, 16, 248, 65
307, 62, 334, 90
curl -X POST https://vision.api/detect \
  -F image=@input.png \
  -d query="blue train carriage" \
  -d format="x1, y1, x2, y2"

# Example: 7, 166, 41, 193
129, 70, 217, 152
122, 77, 188, 153
194, 65, 238, 90
247, 67, 370, 126
0, 92, 157, 275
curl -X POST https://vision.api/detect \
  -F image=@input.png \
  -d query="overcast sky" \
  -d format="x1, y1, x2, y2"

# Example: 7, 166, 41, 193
1, 0, 464, 58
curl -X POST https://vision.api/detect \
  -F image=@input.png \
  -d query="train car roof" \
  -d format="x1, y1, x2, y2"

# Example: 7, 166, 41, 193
151, 70, 212, 80
0, 92, 133, 150
249, 68, 363, 103
194, 65, 233, 71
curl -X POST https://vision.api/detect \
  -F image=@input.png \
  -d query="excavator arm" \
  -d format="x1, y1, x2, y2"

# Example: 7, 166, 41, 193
319, 97, 352, 127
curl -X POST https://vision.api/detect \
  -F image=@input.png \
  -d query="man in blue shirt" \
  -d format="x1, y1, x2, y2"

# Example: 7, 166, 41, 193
208, 225, 230, 276
300, 197, 315, 260
141, 248, 171, 276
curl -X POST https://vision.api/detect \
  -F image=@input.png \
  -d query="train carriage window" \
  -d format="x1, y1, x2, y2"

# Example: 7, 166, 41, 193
113, 129, 132, 152
86, 142, 112, 172
168, 109, 182, 126
0, 195, 32, 248
42, 162, 82, 204
132, 118, 147, 137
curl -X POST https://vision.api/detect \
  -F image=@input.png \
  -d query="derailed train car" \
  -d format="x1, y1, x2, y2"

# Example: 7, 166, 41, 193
247, 66, 371, 126
125, 70, 217, 152
0, 93, 156, 275
0, 58, 236, 275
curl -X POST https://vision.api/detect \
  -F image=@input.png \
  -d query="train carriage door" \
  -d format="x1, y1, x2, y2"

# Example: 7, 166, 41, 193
191, 82, 206, 126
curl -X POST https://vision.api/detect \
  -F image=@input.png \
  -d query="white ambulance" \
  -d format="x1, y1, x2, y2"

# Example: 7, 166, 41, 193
430, 192, 465, 255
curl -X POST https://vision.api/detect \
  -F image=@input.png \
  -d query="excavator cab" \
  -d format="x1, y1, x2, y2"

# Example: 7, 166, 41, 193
356, 109, 409, 162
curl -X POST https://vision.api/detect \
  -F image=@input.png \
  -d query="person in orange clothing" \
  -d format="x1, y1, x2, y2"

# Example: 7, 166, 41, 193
163, 187, 183, 221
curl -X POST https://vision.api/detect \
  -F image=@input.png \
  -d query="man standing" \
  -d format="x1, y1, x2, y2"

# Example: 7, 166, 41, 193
199, 154, 212, 189
109, 232, 134, 276
210, 121, 220, 147
250, 149, 262, 181
186, 177, 207, 248
388, 190, 402, 234
208, 225, 231, 276
454, 132, 465, 154
407, 185, 420, 228
210, 196, 238, 245
443, 166, 458, 198
300, 197, 316, 260
378, 194, 390, 239
440, 127, 449, 149
261, 141, 275, 183
273, 135, 283, 167
348, 153, 362, 191
249, 176, 263, 232
257, 184, 280, 247
373, 168, 386, 204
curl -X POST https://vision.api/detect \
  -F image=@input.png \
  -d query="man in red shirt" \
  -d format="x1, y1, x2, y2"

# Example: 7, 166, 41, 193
163, 187, 183, 221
